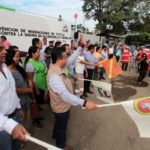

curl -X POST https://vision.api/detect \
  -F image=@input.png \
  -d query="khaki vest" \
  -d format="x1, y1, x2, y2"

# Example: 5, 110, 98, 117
47, 65, 73, 113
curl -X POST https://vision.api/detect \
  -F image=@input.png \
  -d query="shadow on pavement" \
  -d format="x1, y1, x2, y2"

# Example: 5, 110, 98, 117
113, 86, 137, 102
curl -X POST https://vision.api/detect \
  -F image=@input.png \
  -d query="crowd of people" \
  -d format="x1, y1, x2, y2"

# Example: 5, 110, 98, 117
0, 35, 150, 150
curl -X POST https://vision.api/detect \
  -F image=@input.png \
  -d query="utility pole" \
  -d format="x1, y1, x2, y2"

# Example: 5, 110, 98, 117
83, 15, 85, 33
98, 0, 103, 44
74, 13, 78, 32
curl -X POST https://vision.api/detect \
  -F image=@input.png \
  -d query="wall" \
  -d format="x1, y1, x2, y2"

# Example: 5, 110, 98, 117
0, 10, 71, 51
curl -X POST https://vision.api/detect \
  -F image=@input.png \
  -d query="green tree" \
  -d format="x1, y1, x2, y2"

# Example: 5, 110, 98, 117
128, 16, 150, 33
82, 0, 150, 34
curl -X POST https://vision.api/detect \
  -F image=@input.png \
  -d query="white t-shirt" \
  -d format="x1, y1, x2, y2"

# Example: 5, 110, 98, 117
75, 55, 85, 74
0, 64, 20, 134
40, 45, 48, 61
109, 47, 114, 54
41, 44, 48, 55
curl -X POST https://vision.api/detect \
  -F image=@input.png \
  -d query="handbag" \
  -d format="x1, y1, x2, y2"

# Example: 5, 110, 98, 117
30, 99, 40, 119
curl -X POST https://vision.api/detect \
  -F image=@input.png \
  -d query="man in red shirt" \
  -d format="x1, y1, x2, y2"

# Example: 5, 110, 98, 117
121, 46, 131, 71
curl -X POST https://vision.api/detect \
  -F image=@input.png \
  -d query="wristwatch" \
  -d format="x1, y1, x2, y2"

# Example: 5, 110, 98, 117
83, 100, 87, 107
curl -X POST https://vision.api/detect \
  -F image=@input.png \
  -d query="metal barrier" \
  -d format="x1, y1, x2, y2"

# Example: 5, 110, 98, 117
26, 135, 62, 150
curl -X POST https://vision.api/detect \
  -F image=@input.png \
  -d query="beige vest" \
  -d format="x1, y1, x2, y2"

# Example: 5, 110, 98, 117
47, 65, 73, 113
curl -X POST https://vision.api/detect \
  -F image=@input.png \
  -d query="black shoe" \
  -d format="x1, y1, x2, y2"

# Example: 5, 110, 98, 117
100, 77, 105, 80
37, 116, 44, 121
80, 95, 85, 99
38, 106, 43, 111
52, 134, 56, 139
32, 120, 43, 129
87, 91, 93, 94
102, 77, 105, 80
83, 93, 88, 97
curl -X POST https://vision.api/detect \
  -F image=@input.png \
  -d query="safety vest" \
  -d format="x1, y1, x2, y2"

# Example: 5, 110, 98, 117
136, 50, 144, 61
122, 50, 130, 63
144, 51, 150, 61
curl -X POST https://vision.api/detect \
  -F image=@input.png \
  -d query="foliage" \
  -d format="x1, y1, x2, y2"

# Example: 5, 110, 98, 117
128, 16, 150, 33
82, 0, 150, 34
125, 32, 150, 45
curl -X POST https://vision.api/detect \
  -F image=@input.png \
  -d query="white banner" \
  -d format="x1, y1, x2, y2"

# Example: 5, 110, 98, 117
122, 97, 150, 138
92, 80, 114, 104
0, 9, 71, 51
26, 135, 62, 150
96, 96, 150, 138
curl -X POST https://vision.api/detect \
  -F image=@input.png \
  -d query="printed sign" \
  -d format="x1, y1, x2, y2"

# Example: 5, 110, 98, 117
92, 80, 114, 103
0, 10, 71, 51
134, 97, 150, 115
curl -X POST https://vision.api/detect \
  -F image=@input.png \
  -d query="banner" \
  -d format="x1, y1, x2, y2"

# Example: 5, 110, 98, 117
122, 97, 150, 138
0, 9, 71, 52
102, 57, 122, 78
96, 96, 150, 138
92, 80, 114, 103
26, 135, 62, 150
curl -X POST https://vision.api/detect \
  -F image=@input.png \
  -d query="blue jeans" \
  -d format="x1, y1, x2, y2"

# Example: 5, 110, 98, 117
53, 110, 70, 149
0, 111, 21, 150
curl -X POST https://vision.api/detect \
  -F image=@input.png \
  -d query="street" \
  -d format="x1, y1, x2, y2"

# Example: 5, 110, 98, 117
25, 68, 150, 150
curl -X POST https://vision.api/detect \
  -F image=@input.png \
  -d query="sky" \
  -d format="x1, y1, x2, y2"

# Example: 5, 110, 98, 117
0, 0, 97, 31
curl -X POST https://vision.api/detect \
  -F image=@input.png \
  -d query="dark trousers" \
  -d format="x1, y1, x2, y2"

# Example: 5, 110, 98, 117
53, 110, 70, 149
116, 56, 120, 62
122, 63, 128, 71
84, 68, 94, 93
138, 70, 147, 82
99, 67, 105, 79
37, 89, 45, 104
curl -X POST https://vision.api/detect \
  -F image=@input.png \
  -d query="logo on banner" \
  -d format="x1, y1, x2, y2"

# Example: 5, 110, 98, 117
92, 80, 114, 104
62, 24, 68, 32
134, 97, 150, 115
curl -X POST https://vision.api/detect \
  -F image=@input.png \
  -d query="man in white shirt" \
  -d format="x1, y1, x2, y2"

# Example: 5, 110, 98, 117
0, 44, 28, 150
109, 43, 115, 59
41, 37, 48, 58
75, 52, 96, 97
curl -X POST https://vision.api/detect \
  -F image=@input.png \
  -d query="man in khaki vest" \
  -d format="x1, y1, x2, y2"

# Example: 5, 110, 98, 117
47, 47, 97, 150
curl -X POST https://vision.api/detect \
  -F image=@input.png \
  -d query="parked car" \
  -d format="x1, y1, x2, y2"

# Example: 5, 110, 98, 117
143, 44, 150, 51
143, 45, 150, 61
